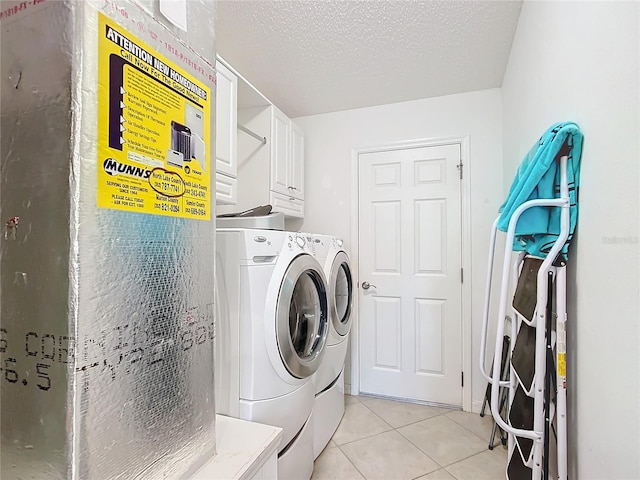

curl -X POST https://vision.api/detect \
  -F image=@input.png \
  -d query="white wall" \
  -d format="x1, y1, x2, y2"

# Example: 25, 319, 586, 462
295, 89, 503, 411
502, 1, 639, 478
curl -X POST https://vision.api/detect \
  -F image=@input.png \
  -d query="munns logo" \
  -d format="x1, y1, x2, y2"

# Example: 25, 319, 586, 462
103, 158, 151, 179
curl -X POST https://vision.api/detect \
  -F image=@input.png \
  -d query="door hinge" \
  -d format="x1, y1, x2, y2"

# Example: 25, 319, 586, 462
457, 162, 463, 180
461, 267, 464, 284
461, 372, 464, 387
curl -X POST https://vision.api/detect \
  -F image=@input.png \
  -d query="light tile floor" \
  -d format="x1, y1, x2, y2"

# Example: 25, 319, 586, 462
312, 395, 507, 480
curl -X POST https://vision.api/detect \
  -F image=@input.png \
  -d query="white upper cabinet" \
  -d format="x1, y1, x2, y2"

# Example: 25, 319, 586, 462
290, 121, 305, 201
215, 59, 305, 218
215, 59, 238, 204
270, 106, 290, 196
270, 106, 304, 203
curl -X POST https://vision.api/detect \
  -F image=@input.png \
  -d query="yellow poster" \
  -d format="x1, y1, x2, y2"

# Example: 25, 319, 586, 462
97, 13, 211, 220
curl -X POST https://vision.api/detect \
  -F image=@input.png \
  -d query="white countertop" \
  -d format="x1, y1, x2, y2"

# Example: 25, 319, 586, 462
189, 415, 283, 480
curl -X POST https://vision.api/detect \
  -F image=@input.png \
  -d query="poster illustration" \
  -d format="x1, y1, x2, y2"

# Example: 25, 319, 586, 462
97, 13, 211, 220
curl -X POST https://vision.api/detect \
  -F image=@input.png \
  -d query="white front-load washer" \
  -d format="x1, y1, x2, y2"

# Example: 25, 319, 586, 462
215, 229, 329, 480
306, 234, 354, 459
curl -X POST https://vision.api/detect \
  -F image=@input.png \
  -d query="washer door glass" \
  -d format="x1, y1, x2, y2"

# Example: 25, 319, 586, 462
331, 251, 353, 336
277, 255, 328, 378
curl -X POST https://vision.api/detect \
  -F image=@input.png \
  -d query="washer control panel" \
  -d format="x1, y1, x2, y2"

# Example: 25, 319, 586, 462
287, 233, 317, 254
288, 233, 306, 251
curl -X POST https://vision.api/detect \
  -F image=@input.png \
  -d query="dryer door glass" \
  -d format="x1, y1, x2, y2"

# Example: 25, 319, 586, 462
289, 272, 322, 358
277, 255, 328, 379
335, 264, 352, 323
330, 251, 353, 337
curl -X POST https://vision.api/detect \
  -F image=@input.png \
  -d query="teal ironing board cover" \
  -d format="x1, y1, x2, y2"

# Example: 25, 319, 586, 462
498, 122, 583, 261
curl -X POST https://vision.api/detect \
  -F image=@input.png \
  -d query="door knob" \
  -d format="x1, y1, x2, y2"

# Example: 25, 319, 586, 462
362, 281, 377, 290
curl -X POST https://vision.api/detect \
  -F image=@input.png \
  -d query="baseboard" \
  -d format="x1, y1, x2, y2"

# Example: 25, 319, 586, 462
471, 400, 484, 414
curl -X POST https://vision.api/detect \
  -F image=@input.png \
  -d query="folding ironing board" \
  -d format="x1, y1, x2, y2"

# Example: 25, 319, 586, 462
479, 123, 583, 480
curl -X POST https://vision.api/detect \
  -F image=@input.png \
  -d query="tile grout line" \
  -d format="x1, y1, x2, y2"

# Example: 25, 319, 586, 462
352, 396, 506, 444
389, 419, 442, 478
396, 424, 500, 471
394, 424, 448, 471
335, 443, 371, 480
332, 426, 394, 448
354, 398, 395, 429
345, 398, 462, 474
395, 416, 507, 478
447, 449, 493, 468
439, 447, 507, 479
382, 410, 452, 430
336, 428, 441, 480
331, 397, 505, 479
442, 411, 507, 446
410, 468, 459, 480
356, 396, 453, 430
336, 399, 442, 478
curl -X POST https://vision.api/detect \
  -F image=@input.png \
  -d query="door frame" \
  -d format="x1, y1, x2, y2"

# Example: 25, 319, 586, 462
349, 136, 472, 412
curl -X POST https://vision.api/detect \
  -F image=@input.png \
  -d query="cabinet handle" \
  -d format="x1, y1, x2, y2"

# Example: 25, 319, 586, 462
288, 186, 298, 191
289, 197, 296, 201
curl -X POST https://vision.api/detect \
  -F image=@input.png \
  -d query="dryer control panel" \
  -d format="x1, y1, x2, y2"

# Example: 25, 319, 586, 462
287, 233, 310, 252
288, 233, 326, 258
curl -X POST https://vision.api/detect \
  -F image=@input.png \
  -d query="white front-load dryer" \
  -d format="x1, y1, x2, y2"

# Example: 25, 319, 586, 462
215, 229, 329, 480
317, 236, 354, 390
306, 235, 354, 458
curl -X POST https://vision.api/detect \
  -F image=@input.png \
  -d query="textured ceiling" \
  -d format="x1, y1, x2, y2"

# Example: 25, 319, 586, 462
216, 1, 523, 118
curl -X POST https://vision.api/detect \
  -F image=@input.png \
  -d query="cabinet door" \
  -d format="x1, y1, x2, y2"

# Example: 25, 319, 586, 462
215, 60, 237, 179
215, 173, 237, 205
270, 191, 304, 218
289, 121, 304, 200
270, 106, 290, 195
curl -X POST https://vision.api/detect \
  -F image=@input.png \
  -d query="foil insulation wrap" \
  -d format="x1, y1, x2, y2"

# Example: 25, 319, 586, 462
130, 0, 216, 67
1, 1, 217, 478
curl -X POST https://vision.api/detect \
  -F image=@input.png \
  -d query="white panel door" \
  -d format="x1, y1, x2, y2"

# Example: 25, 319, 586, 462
358, 144, 462, 406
